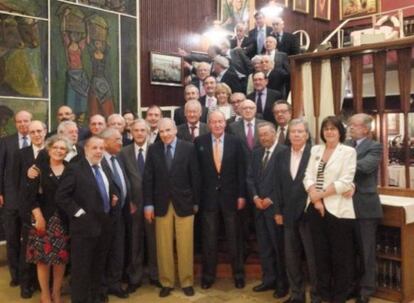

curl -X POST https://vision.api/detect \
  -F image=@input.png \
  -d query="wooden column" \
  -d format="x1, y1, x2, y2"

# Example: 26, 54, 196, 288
330, 57, 342, 116
290, 58, 303, 118
350, 55, 364, 113
397, 48, 413, 189
373, 51, 387, 187
311, 59, 322, 143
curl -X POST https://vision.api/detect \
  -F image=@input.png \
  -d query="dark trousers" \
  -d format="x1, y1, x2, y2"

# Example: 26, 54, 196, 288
285, 218, 318, 301
126, 207, 158, 284
356, 219, 379, 297
255, 208, 288, 289
201, 208, 244, 282
307, 204, 355, 303
104, 211, 125, 290
71, 224, 111, 303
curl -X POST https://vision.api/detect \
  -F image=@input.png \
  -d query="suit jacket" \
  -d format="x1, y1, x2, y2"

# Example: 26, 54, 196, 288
271, 31, 300, 56
55, 158, 118, 237
248, 26, 273, 56
303, 143, 357, 219
267, 68, 290, 98
68, 144, 85, 163
174, 106, 208, 126
177, 122, 209, 142
194, 133, 246, 212
276, 144, 311, 228
143, 139, 200, 217
229, 48, 254, 77
247, 88, 282, 124
229, 36, 255, 57
272, 51, 290, 73
346, 138, 383, 219
220, 68, 243, 93
119, 143, 148, 211
228, 118, 265, 155
0, 134, 21, 209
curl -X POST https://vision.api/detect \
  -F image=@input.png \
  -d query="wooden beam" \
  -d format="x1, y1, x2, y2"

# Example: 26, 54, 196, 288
290, 57, 303, 118
330, 57, 342, 115
311, 59, 322, 144
350, 55, 364, 113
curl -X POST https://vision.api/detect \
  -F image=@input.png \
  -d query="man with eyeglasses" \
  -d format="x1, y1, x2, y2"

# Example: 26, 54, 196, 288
270, 17, 300, 56
272, 100, 292, 145
227, 92, 246, 124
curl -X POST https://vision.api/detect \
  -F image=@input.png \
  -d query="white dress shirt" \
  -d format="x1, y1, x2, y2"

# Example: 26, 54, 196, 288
290, 145, 305, 180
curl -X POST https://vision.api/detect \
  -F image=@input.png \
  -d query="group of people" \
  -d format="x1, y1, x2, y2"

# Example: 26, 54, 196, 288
0, 11, 383, 303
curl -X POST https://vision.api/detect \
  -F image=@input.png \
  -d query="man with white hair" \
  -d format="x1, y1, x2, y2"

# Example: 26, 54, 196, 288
57, 120, 84, 162
174, 84, 208, 126
191, 62, 211, 96
261, 54, 290, 98
263, 36, 290, 73
213, 55, 243, 93
107, 113, 132, 146
270, 17, 300, 56
230, 22, 254, 56
177, 100, 209, 142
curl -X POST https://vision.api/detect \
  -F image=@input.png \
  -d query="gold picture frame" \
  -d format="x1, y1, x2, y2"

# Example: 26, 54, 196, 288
149, 51, 183, 87
340, 0, 380, 20
293, 0, 309, 14
217, 0, 256, 31
314, 0, 331, 21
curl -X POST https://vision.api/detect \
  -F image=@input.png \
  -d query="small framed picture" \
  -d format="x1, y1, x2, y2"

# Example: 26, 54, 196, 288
293, 0, 309, 14
150, 52, 183, 87
314, 0, 331, 21
340, 0, 380, 20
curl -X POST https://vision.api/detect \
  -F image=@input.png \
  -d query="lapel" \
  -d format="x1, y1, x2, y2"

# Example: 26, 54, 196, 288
356, 138, 370, 156
80, 158, 102, 198
207, 135, 220, 174
292, 144, 311, 182
155, 142, 169, 173
237, 121, 247, 141
125, 145, 137, 173
325, 143, 342, 169
169, 140, 182, 173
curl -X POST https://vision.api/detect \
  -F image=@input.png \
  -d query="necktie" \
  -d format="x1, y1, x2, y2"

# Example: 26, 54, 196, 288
213, 138, 222, 172
256, 92, 263, 113
276, 33, 281, 43
246, 122, 254, 150
22, 136, 29, 148
92, 165, 110, 213
262, 150, 270, 169
165, 144, 173, 171
137, 148, 145, 176
352, 140, 357, 148
190, 125, 196, 141
257, 29, 265, 54
278, 127, 285, 145
110, 156, 125, 205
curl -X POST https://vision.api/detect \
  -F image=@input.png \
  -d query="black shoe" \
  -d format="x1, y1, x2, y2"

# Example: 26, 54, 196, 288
182, 286, 195, 296
356, 296, 370, 303
234, 278, 245, 289
9, 279, 19, 287
20, 287, 33, 299
150, 279, 162, 288
273, 287, 289, 298
159, 287, 173, 297
253, 283, 274, 292
127, 283, 141, 293
108, 287, 129, 299
201, 279, 213, 289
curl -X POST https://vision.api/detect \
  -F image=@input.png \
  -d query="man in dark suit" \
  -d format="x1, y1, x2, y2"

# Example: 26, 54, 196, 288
13, 120, 47, 298
247, 71, 282, 124
273, 100, 292, 144
199, 76, 217, 110
173, 85, 208, 126
0, 110, 32, 295
177, 100, 209, 142
57, 120, 85, 163
55, 136, 119, 303
270, 17, 300, 56
347, 113, 383, 303
143, 118, 200, 298
191, 62, 211, 97
246, 121, 289, 298
145, 105, 163, 145
47, 105, 89, 141
261, 53, 290, 98
248, 12, 272, 57
227, 92, 246, 124
119, 119, 160, 293
276, 118, 319, 303
107, 113, 133, 146
78, 114, 107, 147
263, 36, 290, 72
213, 55, 243, 93
230, 22, 254, 57
194, 110, 246, 290
100, 128, 131, 299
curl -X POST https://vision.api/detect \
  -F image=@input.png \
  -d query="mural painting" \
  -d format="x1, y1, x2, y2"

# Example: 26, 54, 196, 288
79, 0, 137, 16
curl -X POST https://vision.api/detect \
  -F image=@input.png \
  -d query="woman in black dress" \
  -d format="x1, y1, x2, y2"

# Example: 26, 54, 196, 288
25, 135, 71, 303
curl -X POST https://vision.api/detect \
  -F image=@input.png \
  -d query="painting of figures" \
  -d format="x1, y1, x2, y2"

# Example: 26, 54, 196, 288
0, 0, 48, 18
51, 2, 119, 127
0, 98, 48, 137
0, 13, 48, 98
121, 16, 137, 113
79, 0, 137, 16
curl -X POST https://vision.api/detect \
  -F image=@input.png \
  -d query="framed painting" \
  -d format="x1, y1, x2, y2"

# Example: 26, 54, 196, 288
150, 52, 183, 87
340, 0, 380, 20
314, 0, 331, 21
387, 113, 400, 136
269, 0, 288, 7
217, 0, 255, 31
293, 0, 309, 14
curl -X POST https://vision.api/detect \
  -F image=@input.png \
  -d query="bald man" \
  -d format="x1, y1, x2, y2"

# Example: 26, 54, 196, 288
270, 17, 300, 56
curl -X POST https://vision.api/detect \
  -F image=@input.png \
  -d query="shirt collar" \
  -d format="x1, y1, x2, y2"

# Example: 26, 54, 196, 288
291, 144, 305, 155
164, 137, 177, 149
211, 133, 225, 143
266, 140, 278, 154
188, 122, 200, 128
356, 137, 367, 146
134, 141, 147, 153
244, 118, 255, 127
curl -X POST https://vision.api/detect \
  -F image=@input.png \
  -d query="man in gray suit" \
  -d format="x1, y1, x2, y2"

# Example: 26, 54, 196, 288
177, 100, 209, 143
348, 113, 383, 303
119, 119, 160, 293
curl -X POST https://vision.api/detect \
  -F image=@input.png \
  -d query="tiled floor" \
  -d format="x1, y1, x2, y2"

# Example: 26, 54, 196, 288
0, 265, 394, 303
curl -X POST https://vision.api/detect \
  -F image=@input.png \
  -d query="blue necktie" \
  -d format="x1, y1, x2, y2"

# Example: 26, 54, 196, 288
137, 148, 145, 176
92, 165, 110, 213
165, 145, 173, 171
110, 156, 125, 206
22, 136, 29, 148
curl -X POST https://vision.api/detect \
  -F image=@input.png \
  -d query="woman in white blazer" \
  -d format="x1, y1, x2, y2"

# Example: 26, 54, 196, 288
303, 116, 357, 303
